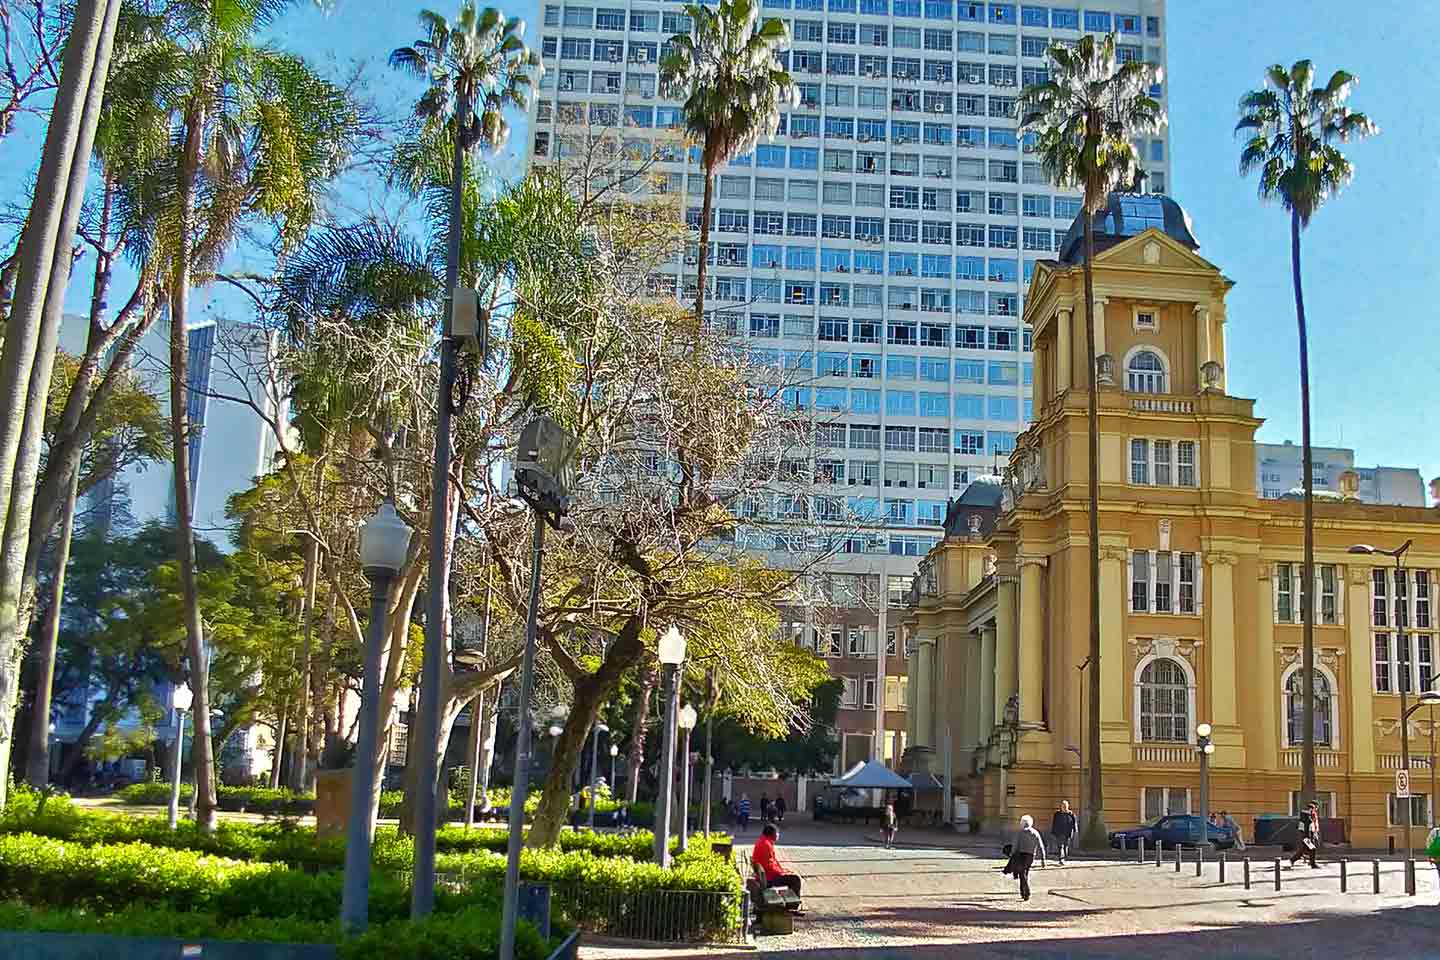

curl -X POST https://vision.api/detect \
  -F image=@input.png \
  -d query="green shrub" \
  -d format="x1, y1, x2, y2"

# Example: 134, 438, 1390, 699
114, 783, 317, 810
0, 902, 560, 960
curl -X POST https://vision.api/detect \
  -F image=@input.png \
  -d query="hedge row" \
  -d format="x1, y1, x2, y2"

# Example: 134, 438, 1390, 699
0, 901, 560, 960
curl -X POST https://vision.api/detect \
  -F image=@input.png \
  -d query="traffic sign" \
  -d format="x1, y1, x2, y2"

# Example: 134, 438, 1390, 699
1396, 768, 1411, 799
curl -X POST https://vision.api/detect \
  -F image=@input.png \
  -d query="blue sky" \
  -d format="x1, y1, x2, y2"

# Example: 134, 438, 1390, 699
6, 0, 1436, 487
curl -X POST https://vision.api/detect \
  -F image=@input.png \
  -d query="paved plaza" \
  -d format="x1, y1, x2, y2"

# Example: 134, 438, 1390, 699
581, 821, 1440, 959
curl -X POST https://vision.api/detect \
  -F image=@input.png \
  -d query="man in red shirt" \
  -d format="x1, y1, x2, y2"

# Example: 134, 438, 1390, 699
751, 824, 802, 896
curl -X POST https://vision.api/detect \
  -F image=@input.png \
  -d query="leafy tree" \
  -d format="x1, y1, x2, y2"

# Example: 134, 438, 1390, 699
708, 678, 839, 775
1236, 61, 1376, 806
1018, 32, 1162, 849
659, 0, 794, 321
97, 0, 358, 829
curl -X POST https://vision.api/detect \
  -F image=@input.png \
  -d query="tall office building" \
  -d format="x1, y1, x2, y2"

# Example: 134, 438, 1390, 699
527, 1, 1171, 771
1255, 441, 1425, 507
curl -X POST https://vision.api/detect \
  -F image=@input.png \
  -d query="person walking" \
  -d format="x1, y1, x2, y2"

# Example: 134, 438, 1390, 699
1003, 814, 1047, 901
1289, 801, 1320, 869
1221, 810, 1245, 851
1426, 822, 1440, 892
737, 794, 751, 833
881, 801, 898, 849
759, 793, 771, 824
1049, 800, 1078, 865
774, 794, 787, 824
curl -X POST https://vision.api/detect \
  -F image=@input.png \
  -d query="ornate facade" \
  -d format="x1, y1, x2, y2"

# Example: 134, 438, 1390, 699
902, 196, 1439, 846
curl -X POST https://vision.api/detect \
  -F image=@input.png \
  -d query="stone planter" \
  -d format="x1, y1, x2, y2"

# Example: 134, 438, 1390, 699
314, 768, 352, 839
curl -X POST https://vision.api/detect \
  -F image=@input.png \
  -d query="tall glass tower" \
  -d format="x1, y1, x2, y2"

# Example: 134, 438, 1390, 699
526, 1, 1171, 771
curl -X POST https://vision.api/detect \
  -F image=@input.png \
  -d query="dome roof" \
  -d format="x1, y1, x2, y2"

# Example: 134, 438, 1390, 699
1057, 193, 1199, 265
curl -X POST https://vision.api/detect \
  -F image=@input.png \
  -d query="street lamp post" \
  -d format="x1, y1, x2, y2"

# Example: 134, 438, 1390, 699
500, 415, 574, 960
1350, 540, 1415, 892
588, 723, 608, 829
341, 502, 413, 933
677, 704, 697, 852
1398, 691, 1440, 894
654, 626, 687, 867
167, 684, 193, 830
1195, 723, 1215, 848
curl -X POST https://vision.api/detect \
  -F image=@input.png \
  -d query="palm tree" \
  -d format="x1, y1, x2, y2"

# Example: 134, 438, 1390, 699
659, 0, 794, 322
390, 2, 539, 914
101, 0, 357, 830
1237, 62, 1376, 807
1018, 33, 1162, 849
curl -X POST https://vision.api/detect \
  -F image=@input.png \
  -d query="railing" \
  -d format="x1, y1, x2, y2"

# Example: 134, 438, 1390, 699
400, 873, 748, 946
1381, 754, 1435, 770
548, 882, 748, 945
1281, 749, 1342, 769
1134, 744, 1198, 766
1131, 397, 1195, 414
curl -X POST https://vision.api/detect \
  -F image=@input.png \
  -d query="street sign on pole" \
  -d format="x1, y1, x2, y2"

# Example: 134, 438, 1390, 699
1396, 768, 1411, 799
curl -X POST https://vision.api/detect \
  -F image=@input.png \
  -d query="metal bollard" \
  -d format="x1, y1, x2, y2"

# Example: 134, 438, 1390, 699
1407, 860, 1417, 897
1219, 852, 1227, 884
1243, 857, 1251, 890
1340, 858, 1347, 893
1155, 841, 1163, 868
1138, 836, 1145, 863
1274, 858, 1282, 892
1196, 844, 1204, 877
1175, 844, 1182, 872
1372, 860, 1381, 894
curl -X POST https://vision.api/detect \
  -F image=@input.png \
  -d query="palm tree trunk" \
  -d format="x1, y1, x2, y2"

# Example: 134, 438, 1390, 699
170, 102, 219, 832
693, 158, 715, 322
1080, 209, 1107, 849
626, 661, 658, 804
1293, 206, 1316, 806
0, 0, 120, 812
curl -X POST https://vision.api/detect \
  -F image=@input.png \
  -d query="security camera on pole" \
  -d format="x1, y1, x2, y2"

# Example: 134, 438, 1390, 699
499, 415, 576, 960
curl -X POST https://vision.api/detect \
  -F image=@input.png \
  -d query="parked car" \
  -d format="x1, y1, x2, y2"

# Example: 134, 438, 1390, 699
1110, 815, 1236, 850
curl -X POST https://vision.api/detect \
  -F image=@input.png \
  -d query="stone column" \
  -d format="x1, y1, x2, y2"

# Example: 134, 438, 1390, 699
962, 631, 983, 749
1196, 304, 1212, 369
1252, 566, 1279, 771
1207, 553, 1238, 730
995, 569, 1019, 730
1055, 308, 1072, 395
915, 635, 936, 750
980, 625, 998, 745
1018, 556, 1047, 728
1346, 566, 1376, 773
1097, 543, 1129, 765
1092, 298, 1107, 361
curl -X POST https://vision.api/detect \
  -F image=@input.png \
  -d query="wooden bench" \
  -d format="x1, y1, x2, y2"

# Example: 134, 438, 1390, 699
748, 863, 801, 935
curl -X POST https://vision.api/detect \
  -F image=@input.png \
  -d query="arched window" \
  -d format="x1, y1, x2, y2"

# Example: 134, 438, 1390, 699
1138, 657, 1189, 742
1127, 349, 1167, 393
1285, 669, 1333, 747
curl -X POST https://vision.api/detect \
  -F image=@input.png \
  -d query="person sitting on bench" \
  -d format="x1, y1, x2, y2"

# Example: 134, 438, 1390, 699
751, 824, 802, 897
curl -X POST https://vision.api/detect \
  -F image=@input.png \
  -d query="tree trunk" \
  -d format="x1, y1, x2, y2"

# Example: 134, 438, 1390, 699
27, 181, 119, 787
23, 467, 78, 786
169, 102, 218, 831
1293, 206, 1317, 807
269, 702, 288, 789
1079, 207, 1107, 849
290, 535, 320, 792
0, 0, 119, 812
476, 688, 499, 805
626, 661, 658, 804
693, 153, 715, 323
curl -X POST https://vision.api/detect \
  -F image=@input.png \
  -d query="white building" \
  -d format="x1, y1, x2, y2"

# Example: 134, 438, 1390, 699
527, 0, 1171, 771
1255, 440, 1425, 507
58, 312, 289, 780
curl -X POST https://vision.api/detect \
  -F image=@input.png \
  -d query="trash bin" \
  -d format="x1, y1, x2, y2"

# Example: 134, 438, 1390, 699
519, 882, 552, 939
1253, 814, 1298, 850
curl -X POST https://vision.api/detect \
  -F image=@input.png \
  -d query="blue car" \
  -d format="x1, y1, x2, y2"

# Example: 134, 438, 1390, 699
1110, 815, 1236, 850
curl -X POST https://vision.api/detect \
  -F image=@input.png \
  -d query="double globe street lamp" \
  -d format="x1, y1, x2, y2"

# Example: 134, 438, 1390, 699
677, 704, 698, 853
653, 626, 687, 867
167, 683, 193, 831
1194, 722, 1215, 847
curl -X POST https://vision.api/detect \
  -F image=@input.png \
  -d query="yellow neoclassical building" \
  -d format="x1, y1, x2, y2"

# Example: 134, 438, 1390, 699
902, 195, 1440, 847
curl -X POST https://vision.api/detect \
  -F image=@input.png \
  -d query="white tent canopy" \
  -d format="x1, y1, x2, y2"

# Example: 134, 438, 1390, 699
829, 760, 914, 790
